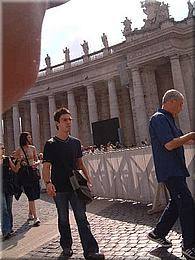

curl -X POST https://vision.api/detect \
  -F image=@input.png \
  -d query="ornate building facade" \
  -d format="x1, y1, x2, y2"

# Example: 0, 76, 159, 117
2, 1, 194, 154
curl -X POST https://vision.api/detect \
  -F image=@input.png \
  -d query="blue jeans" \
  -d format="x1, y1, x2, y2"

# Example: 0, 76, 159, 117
1, 193, 13, 236
154, 177, 195, 249
54, 191, 99, 257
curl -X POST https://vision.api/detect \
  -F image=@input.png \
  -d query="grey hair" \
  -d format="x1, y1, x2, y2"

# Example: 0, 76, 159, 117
162, 89, 184, 104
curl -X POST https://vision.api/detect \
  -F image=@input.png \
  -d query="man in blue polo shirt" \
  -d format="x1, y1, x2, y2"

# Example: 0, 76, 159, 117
148, 89, 195, 259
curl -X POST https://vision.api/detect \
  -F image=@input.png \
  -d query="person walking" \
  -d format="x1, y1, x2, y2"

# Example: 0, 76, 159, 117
42, 107, 105, 260
1, 143, 20, 240
148, 89, 195, 259
15, 132, 41, 226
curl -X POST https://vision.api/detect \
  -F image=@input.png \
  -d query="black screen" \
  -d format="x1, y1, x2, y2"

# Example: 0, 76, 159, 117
92, 118, 120, 146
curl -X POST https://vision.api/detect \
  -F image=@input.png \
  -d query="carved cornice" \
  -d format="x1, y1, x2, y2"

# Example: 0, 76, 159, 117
169, 54, 180, 61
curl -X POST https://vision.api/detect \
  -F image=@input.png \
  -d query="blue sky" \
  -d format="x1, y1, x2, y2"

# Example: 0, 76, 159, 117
40, 0, 190, 69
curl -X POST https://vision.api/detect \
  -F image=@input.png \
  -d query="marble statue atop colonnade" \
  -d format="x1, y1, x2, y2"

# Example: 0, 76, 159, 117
42, 1, 194, 66
101, 33, 109, 49
121, 1, 170, 40
141, 0, 170, 30
81, 40, 89, 56
45, 53, 52, 75
187, 0, 195, 17
81, 40, 90, 62
63, 46, 71, 69
63, 47, 70, 62
122, 17, 132, 37
45, 54, 51, 68
101, 33, 111, 56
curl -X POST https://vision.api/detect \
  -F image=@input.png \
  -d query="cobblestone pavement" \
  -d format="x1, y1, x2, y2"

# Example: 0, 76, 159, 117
2, 193, 186, 259
12, 192, 57, 234
24, 198, 184, 259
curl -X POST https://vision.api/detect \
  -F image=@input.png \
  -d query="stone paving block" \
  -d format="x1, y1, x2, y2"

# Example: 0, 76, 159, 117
12, 193, 57, 232
6, 195, 188, 259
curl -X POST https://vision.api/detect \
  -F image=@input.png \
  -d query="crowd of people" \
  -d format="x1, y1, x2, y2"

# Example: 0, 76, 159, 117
1, 132, 45, 240
0, 132, 144, 243
82, 140, 150, 155
82, 142, 125, 155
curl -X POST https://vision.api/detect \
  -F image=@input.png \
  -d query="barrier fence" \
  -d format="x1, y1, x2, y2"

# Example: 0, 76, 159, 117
83, 146, 195, 204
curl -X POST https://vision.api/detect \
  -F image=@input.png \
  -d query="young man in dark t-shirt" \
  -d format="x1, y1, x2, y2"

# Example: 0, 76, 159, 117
42, 107, 104, 260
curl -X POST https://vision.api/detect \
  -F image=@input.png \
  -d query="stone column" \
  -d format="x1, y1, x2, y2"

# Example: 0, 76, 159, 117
41, 101, 50, 148
30, 99, 40, 151
128, 85, 139, 144
67, 90, 79, 138
107, 78, 120, 119
142, 66, 159, 117
48, 94, 56, 137
180, 55, 194, 127
12, 104, 20, 149
86, 85, 98, 132
131, 67, 149, 144
170, 55, 191, 132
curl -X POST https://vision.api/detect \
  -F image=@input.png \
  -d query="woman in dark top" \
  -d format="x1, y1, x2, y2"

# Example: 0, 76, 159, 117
1, 144, 20, 240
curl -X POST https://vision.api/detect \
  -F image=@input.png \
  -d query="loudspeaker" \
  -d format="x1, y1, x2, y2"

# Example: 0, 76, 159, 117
92, 118, 120, 146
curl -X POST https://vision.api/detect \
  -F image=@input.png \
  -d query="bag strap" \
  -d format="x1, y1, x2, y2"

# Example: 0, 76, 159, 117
21, 146, 30, 166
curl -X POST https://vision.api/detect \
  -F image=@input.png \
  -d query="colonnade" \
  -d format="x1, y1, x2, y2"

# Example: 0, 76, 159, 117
2, 55, 192, 154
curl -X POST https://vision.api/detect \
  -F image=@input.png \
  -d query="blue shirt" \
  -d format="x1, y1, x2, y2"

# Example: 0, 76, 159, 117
149, 108, 189, 183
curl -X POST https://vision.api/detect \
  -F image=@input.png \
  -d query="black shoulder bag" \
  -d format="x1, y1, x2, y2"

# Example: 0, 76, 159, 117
69, 169, 93, 205
20, 147, 41, 183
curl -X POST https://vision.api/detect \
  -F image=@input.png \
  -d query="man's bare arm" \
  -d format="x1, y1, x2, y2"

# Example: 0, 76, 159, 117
42, 162, 51, 182
42, 162, 56, 196
165, 132, 195, 151
77, 158, 92, 184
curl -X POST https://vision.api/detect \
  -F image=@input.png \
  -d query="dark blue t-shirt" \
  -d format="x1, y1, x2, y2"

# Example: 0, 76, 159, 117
43, 135, 83, 192
149, 108, 189, 183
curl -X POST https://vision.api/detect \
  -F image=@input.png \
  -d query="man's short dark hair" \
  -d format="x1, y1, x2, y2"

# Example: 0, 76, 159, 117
54, 107, 71, 123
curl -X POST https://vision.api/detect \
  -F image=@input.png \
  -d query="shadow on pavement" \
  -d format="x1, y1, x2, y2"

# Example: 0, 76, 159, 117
57, 252, 83, 259
1, 221, 32, 250
86, 198, 181, 234
150, 247, 182, 259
